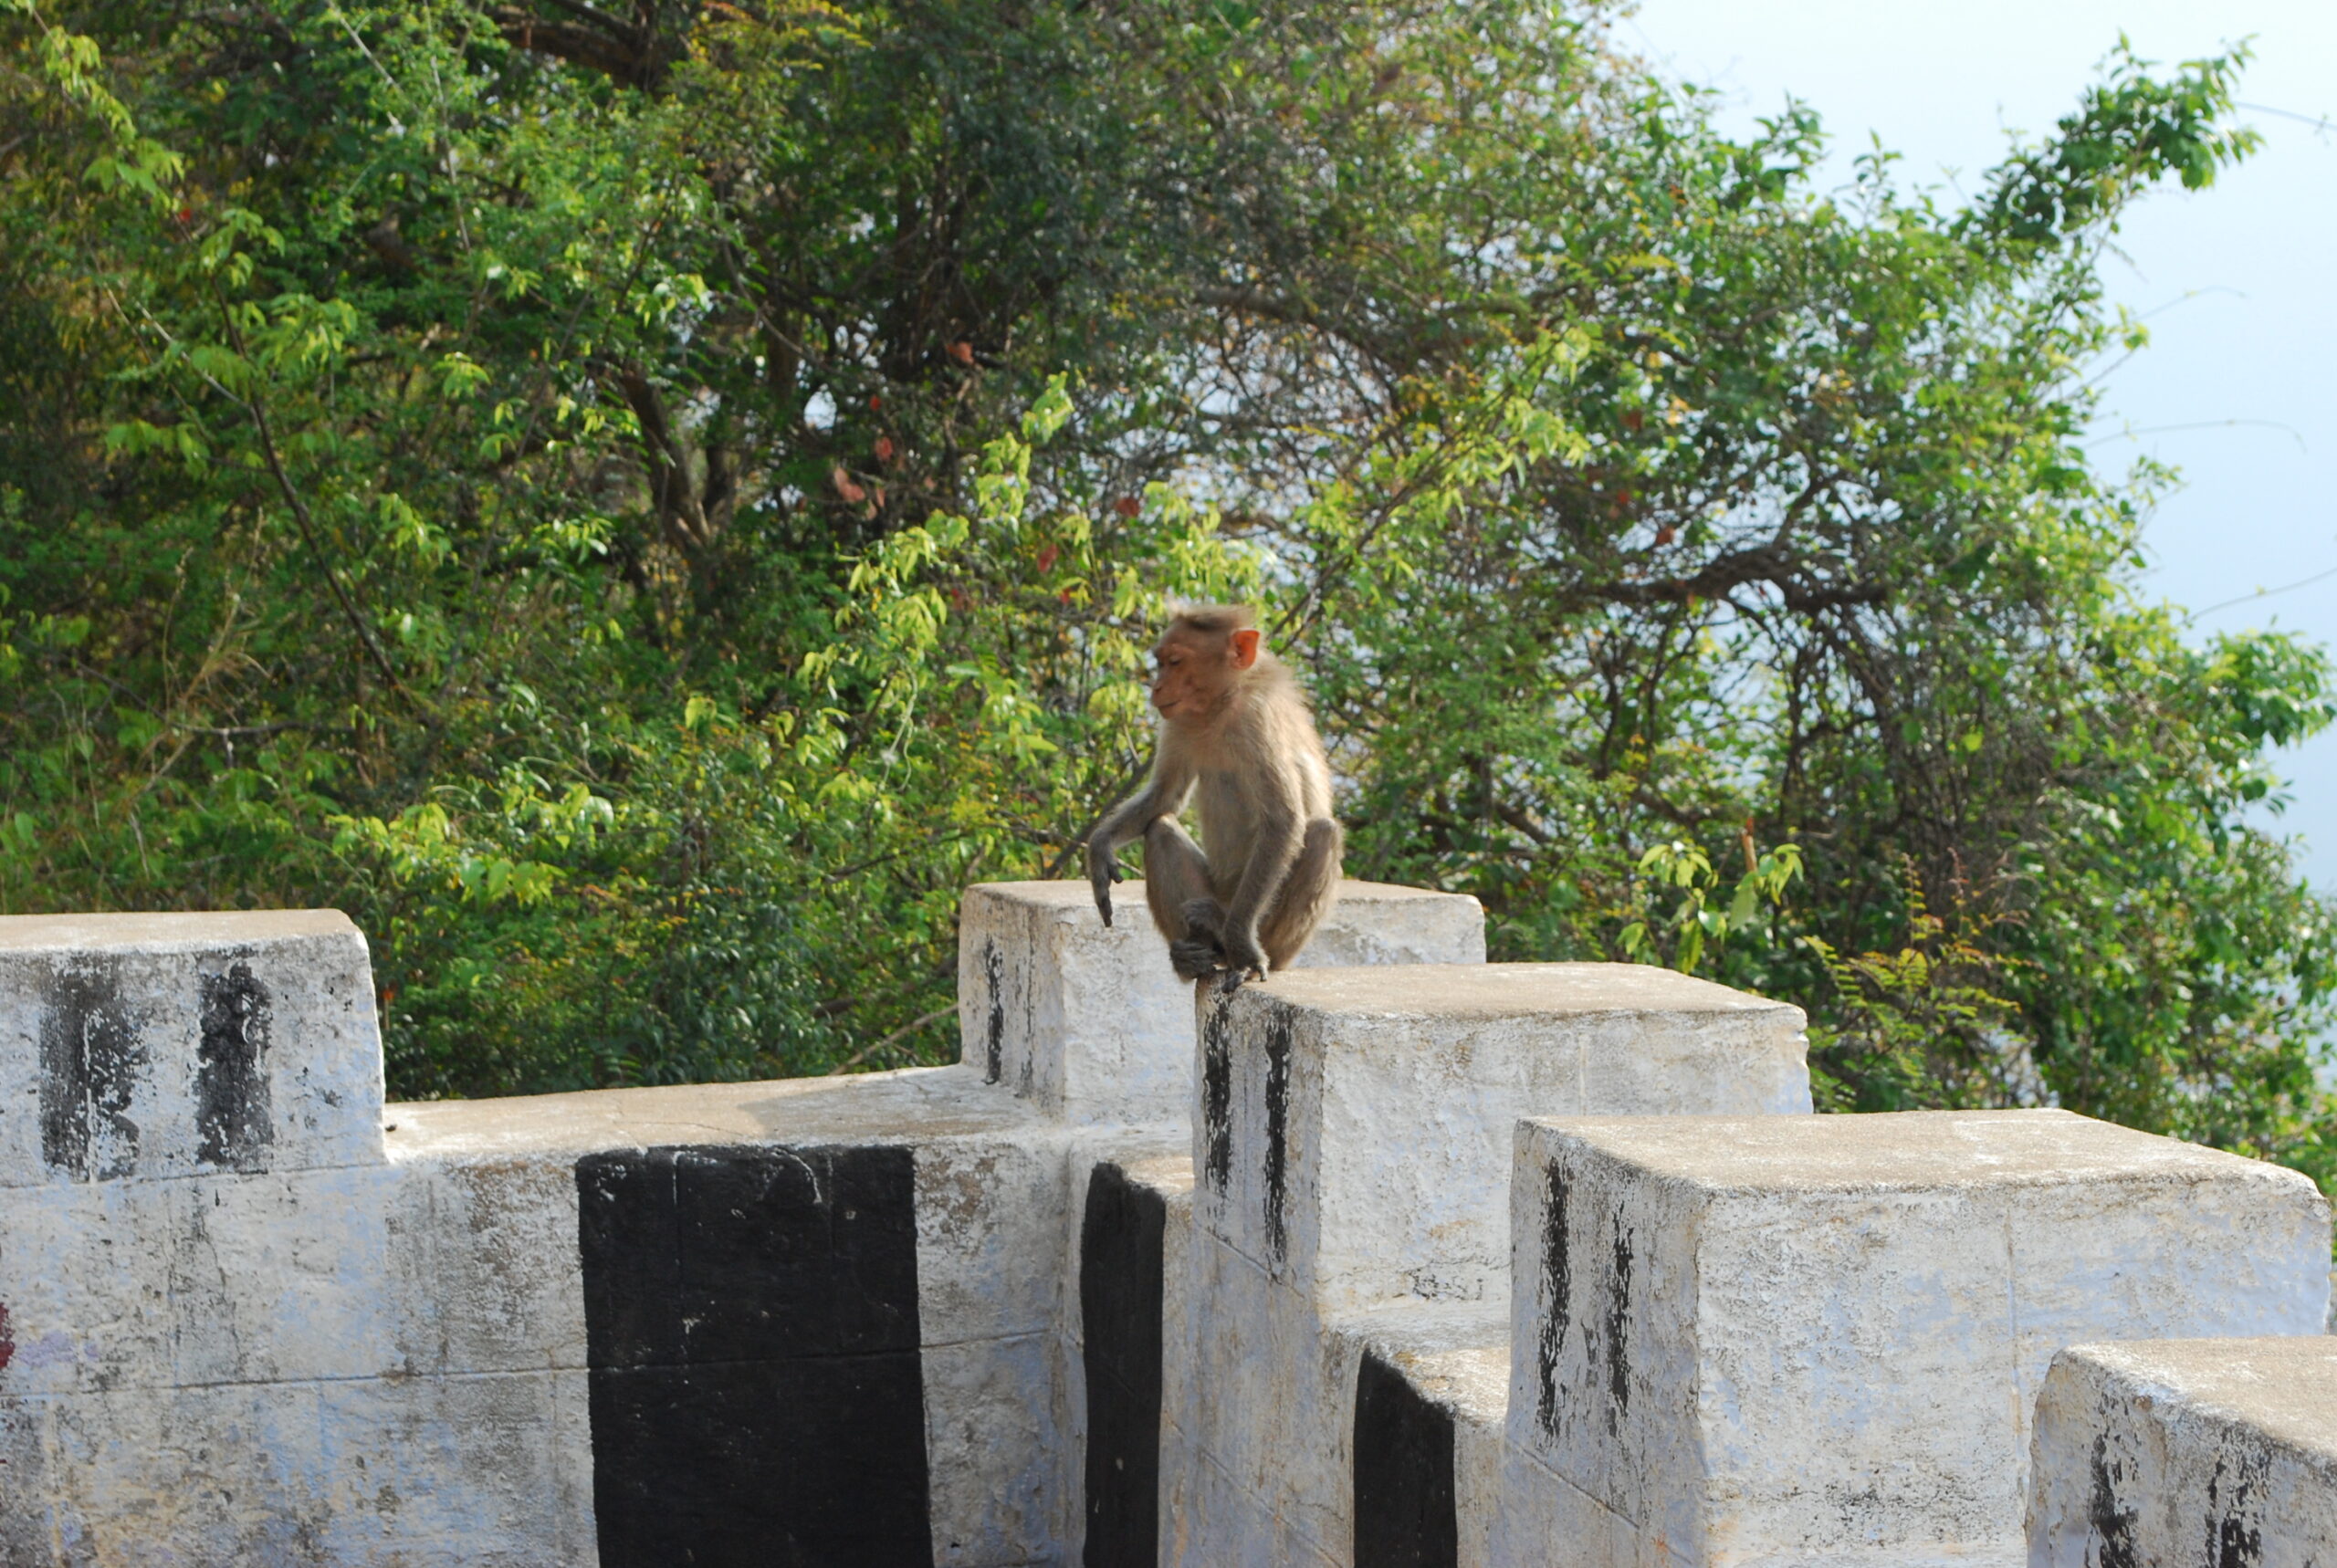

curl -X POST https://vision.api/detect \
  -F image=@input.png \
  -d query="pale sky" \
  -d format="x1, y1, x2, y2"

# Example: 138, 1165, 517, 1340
1625, 0, 2337, 886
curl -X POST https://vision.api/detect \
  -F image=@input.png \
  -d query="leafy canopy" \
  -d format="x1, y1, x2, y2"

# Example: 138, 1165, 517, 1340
1, 0, 2327, 1192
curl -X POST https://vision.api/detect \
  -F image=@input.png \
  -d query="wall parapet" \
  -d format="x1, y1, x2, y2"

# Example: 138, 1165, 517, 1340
0, 886, 2329, 1568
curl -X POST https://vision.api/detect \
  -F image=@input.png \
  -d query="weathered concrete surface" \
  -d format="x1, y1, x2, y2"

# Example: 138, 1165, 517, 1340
0, 1046, 1107, 1566
0, 909, 383, 1186
958, 879, 1484, 1124
1170, 961, 1809, 1566
395, 1068, 1086, 1568
1343, 1301, 1509, 1568
384, 1061, 1043, 1154
1199, 962, 1811, 1313
2029, 1337, 2337, 1568
1506, 1111, 2332, 1568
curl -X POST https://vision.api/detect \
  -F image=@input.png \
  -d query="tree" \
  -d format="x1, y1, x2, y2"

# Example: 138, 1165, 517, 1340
2, 0, 2328, 1195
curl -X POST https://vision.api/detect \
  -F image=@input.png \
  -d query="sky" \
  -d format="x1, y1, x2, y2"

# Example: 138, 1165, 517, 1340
1622, 0, 2337, 885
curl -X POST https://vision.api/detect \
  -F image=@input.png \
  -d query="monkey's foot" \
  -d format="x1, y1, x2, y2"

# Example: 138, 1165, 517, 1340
1169, 937, 1226, 981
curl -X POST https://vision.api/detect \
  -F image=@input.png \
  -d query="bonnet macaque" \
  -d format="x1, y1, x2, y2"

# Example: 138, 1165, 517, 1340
1085, 605, 1343, 982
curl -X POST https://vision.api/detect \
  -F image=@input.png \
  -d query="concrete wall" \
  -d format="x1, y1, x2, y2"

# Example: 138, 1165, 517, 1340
2029, 1339, 2337, 1568
3, 885, 2333, 1568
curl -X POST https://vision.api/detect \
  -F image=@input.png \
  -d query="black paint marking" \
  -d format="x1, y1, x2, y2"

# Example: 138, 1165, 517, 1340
1606, 1211, 1632, 1429
1536, 1166, 1570, 1438
1082, 1162, 1166, 1568
1353, 1350, 1459, 1568
2205, 1449, 2266, 1568
37, 959, 146, 1181
983, 939, 1005, 1085
578, 1144, 930, 1567
1202, 1005, 1233, 1192
2089, 1435, 2138, 1568
1263, 1013, 1292, 1263
195, 961, 273, 1171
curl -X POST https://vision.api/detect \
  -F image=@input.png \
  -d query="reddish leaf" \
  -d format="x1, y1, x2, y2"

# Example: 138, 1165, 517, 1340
948, 341, 975, 367
831, 466, 866, 505
874, 435, 896, 464
1036, 542, 1060, 573
1113, 496, 1140, 518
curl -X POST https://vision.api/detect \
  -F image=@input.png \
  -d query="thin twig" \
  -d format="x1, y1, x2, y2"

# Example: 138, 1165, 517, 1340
215, 295, 420, 706
825, 1005, 955, 1075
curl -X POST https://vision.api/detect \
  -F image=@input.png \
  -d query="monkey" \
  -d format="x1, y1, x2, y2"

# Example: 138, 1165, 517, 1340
1085, 604, 1344, 983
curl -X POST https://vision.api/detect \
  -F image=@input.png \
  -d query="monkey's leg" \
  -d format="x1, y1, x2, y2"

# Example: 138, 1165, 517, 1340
1260, 818, 1345, 972
1143, 818, 1227, 979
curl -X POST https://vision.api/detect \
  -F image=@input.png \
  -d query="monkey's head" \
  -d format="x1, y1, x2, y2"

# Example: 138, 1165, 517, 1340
1150, 604, 1262, 727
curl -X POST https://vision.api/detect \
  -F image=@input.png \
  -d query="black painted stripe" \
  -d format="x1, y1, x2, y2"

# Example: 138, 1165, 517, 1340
37, 957, 145, 1181
1262, 1014, 1292, 1263
1081, 1162, 1166, 1568
1353, 1349, 1459, 1568
983, 939, 1005, 1085
1201, 1008, 1232, 1192
1536, 1166, 1569, 1439
578, 1144, 932, 1567
195, 961, 273, 1172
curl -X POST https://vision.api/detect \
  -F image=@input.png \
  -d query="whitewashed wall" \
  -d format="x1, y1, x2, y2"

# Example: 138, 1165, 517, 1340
4, 885, 2333, 1568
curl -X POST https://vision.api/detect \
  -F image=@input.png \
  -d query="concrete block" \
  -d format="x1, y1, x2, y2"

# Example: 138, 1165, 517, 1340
0, 911, 384, 1187
925, 1332, 1066, 1567
1345, 1301, 1507, 1568
1180, 1226, 1360, 1557
1510, 1110, 2332, 1568
1198, 962, 1809, 1314
958, 880, 1484, 1124
917, 1133, 1074, 1346
12, 1369, 593, 1566
2030, 1337, 2337, 1568
383, 1154, 589, 1375
0, 1163, 412, 1395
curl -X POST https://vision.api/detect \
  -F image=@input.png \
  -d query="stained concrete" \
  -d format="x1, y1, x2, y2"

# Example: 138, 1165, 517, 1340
957, 879, 1484, 1123
1197, 963, 1812, 1314
13, 892, 2337, 1568
0, 908, 383, 1187
384, 1062, 1044, 1156
1167, 961, 1812, 1566
1506, 1111, 2333, 1568
2029, 1338, 2337, 1568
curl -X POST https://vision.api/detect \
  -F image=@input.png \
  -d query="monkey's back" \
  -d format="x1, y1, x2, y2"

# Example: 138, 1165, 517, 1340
1190, 658, 1334, 901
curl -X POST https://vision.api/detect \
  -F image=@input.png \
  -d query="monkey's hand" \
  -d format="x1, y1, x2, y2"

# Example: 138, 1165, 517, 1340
1086, 841, 1122, 927
1221, 925, 1269, 983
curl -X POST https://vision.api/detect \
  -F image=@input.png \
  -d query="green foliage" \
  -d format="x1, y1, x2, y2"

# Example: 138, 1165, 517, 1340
1, 0, 2329, 1205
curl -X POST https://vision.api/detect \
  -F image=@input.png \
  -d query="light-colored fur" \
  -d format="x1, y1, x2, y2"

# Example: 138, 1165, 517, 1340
1085, 614, 1344, 980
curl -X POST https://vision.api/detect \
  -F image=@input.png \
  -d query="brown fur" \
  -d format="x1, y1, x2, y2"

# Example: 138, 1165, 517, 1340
1085, 606, 1343, 982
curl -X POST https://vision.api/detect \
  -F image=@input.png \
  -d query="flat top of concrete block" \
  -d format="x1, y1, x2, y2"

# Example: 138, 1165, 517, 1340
2061, 1338, 2337, 1458
1246, 960, 1801, 1022
968, 878, 1480, 917
0, 907, 358, 954
1528, 1109, 2305, 1193
1335, 1301, 1510, 1431
384, 1062, 1044, 1160
1111, 1151, 1198, 1198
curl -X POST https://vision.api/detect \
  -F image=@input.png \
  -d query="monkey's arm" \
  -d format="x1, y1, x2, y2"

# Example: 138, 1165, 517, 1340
1084, 749, 1195, 926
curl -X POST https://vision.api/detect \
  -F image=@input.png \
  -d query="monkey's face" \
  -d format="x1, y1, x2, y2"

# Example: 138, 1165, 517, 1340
1149, 630, 1228, 724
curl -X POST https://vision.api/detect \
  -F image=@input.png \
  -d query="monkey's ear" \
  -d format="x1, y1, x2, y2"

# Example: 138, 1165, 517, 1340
1229, 628, 1262, 668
